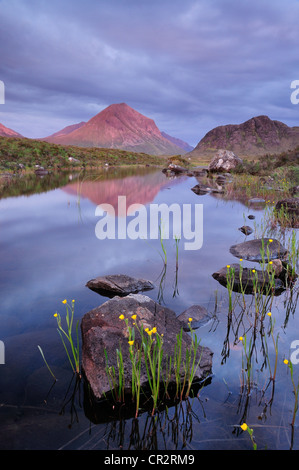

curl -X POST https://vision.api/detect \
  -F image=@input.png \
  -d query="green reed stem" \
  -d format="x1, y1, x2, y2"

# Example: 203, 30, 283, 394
285, 359, 299, 427
54, 299, 80, 376
37, 345, 57, 381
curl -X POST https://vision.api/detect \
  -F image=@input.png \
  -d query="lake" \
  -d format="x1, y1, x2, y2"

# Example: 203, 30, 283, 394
0, 166, 298, 450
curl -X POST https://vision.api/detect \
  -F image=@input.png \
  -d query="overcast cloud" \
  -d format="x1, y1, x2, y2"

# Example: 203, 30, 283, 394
0, 0, 299, 146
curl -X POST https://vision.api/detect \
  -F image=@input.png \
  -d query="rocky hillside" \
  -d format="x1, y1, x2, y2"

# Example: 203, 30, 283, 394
0, 123, 23, 138
188, 115, 299, 158
42, 103, 187, 156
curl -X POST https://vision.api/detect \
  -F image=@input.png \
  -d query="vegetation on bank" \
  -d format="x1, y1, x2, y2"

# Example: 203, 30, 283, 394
0, 136, 166, 171
232, 146, 299, 186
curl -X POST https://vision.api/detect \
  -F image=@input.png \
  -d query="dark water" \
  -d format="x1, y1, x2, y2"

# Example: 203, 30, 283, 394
0, 167, 298, 450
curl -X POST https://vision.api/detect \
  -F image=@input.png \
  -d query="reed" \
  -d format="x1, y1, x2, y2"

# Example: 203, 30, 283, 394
54, 299, 80, 376
37, 345, 57, 382
239, 334, 253, 393
226, 264, 235, 312
284, 359, 299, 428
105, 314, 203, 416
240, 423, 257, 450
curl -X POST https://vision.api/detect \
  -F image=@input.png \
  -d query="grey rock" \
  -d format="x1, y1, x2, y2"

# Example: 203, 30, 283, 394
229, 238, 288, 262
271, 259, 283, 277
208, 149, 243, 172
238, 225, 253, 236
86, 274, 155, 297
177, 305, 211, 331
191, 184, 211, 195
167, 163, 188, 174
212, 263, 285, 295
81, 294, 213, 400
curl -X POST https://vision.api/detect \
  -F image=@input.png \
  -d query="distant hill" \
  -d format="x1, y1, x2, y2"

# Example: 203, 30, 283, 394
188, 115, 299, 158
42, 103, 188, 156
161, 131, 194, 152
44, 121, 86, 140
0, 123, 23, 138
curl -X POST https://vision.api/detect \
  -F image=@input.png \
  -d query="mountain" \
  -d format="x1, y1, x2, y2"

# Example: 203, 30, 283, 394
42, 103, 187, 156
188, 115, 299, 158
0, 123, 23, 138
44, 121, 86, 140
161, 131, 194, 152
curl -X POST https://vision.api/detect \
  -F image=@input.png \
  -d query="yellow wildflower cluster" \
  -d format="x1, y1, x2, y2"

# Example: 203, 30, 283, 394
145, 326, 157, 336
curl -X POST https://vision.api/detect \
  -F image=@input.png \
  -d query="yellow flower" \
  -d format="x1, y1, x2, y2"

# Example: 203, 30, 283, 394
252, 269, 256, 273
284, 359, 289, 365
241, 423, 248, 431
239, 336, 243, 341
152, 327, 157, 333
269, 261, 273, 265
128, 340, 134, 346
188, 318, 193, 323
239, 258, 243, 262
269, 239, 273, 243
267, 312, 272, 317
131, 314, 137, 320
226, 264, 230, 268
54, 313, 58, 317
62, 299, 67, 304
147, 329, 153, 336
145, 327, 149, 332
119, 314, 125, 320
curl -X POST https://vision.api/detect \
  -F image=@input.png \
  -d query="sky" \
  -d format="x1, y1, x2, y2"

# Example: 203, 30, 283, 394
0, 0, 299, 147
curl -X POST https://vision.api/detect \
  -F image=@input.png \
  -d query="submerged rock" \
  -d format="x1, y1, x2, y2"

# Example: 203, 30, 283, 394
86, 274, 155, 297
167, 163, 188, 174
81, 294, 213, 400
191, 183, 211, 195
212, 263, 285, 295
177, 305, 212, 331
238, 225, 253, 236
229, 238, 288, 262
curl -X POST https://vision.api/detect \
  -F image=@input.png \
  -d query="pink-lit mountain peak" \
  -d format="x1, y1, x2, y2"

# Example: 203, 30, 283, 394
43, 103, 187, 155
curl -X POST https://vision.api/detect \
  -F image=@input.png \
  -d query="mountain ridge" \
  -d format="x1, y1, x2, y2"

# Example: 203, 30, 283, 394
188, 115, 299, 158
0, 123, 23, 138
41, 103, 188, 156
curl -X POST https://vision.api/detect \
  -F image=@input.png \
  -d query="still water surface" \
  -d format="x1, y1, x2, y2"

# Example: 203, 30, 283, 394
0, 167, 298, 450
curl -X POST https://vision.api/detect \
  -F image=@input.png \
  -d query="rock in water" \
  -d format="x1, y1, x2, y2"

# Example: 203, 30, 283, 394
177, 305, 211, 331
86, 274, 155, 297
229, 238, 287, 262
208, 149, 243, 172
81, 294, 213, 400
212, 263, 285, 295
238, 225, 253, 236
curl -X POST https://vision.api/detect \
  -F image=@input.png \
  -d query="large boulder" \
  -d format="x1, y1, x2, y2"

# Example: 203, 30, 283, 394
86, 274, 155, 297
208, 149, 243, 172
81, 294, 213, 401
229, 238, 288, 262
